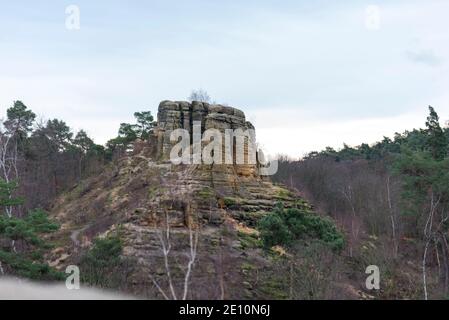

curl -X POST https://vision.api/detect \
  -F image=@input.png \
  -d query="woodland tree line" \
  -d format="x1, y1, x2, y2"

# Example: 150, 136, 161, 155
0, 101, 154, 278
273, 106, 449, 299
0, 101, 155, 213
2, 99, 449, 299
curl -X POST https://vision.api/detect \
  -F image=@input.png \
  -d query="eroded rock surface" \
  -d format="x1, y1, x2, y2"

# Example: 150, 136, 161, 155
149, 101, 258, 174
48, 101, 310, 299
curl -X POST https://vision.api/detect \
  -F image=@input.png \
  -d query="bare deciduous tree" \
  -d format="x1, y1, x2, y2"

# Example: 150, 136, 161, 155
188, 89, 211, 103
386, 174, 399, 258
421, 190, 449, 300
150, 211, 199, 300
0, 120, 19, 218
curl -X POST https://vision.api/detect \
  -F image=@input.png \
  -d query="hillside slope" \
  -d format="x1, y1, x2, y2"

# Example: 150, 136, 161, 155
46, 101, 345, 299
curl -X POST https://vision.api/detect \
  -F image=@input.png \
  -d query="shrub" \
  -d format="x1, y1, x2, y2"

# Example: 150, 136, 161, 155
238, 231, 263, 249
0, 209, 59, 247
79, 235, 133, 289
258, 203, 344, 250
0, 209, 63, 281
223, 197, 239, 207
258, 213, 293, 247
25, 209, 59, 233
0, 250, 64, 280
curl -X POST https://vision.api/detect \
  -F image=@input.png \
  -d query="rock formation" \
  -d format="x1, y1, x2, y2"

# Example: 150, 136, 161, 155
47, 100, 310, 299
147, 101, 260, 177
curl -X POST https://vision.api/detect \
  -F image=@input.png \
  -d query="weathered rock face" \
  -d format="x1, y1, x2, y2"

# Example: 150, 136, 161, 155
148, 101, 258, 177
157, 100, 250, 134
48, 100, 310, 299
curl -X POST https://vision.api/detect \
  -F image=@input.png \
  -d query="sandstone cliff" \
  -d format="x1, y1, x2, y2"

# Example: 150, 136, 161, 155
47, 101, 312, 299
144, 100, 262, 177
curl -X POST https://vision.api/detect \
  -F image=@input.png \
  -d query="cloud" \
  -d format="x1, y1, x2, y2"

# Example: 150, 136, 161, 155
253, 109, 428, 158
405, 49, 443, 66
0, 0, 448, 156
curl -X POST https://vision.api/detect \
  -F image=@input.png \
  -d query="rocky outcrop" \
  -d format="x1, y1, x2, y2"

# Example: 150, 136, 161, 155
156, 100, 251, 137
147, 101, 258, 177
47, 100, 310, 299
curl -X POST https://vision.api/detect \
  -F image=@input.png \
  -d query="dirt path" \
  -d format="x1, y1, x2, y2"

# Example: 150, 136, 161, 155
70, 225, 90, 247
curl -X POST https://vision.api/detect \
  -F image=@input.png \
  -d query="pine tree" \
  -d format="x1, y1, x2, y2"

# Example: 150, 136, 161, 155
425, 106, 447, 160
4, 101, 36, 138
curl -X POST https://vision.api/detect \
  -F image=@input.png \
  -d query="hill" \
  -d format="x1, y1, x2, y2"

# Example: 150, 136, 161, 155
45, 101, 342, 299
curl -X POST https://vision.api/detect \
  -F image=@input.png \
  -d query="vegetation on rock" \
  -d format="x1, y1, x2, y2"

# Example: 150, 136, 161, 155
79, 235, 133, 289
274, 105, 449, 299
0, 180, 62, 280
258, 203, 344, 251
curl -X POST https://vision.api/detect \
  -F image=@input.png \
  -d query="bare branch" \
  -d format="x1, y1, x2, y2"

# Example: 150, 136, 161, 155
182, 224, 199, 300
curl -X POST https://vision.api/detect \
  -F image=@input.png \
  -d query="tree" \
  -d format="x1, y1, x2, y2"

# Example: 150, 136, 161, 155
44, 119, 73, 152
106, 123, 139, 155
118, 123, 138, 141
119, 111, 156, 142
27, 119, 77, 198
73, 130, 94, 153
4, 101, 36, 138
1, 101, 35, 187
425, 106, 447, 160
0, 129, 18, 201
134, 111, 155, 140
72, 130, 97, 180
150, 210, 199, 300
0, 179, 23, 218
107, 111, 156, 157
394, 148, 449, 298
188, 89, 211, 103
258, 203, 344, 251
79, 235, 133, 288
0, 184, 62, 279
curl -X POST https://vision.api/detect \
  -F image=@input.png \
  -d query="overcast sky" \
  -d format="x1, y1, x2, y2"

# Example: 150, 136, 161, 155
1, 0, 448, 157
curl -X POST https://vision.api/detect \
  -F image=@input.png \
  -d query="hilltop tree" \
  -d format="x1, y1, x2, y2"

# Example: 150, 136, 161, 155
107, 111, 156, 155
1, 101, 36, 175
31, 119, 74, 153
118, 123, 139, 142
188, 89, 211, 103
4, 101, 36, 138
73, 130, 95, 153
72, 130, 100, 180
46, 119, 73, 151
28, 119, 76, 197
134, 111, 155, 140
425, 106, 447, 160
0, 101, 35, 212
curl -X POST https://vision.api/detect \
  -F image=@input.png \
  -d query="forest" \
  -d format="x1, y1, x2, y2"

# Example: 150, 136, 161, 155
0, 101, 152, 280
274, 106, 449, 299
1, 100, 449, 299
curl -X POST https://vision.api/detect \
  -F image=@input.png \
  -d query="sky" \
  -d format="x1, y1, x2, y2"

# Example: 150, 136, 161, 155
0, 0, 448, 158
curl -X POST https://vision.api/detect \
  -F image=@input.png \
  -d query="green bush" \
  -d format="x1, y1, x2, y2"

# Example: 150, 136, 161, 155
25, 209, 60, 233
0, 250, 64, 280
238, 231, 263, 249
258, 213, 293, 247
258, 204, 344, 251
79, 235, 132, 289
0, 209, 59, 247
223, 197, 239, 207
0, 209, 63, 281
